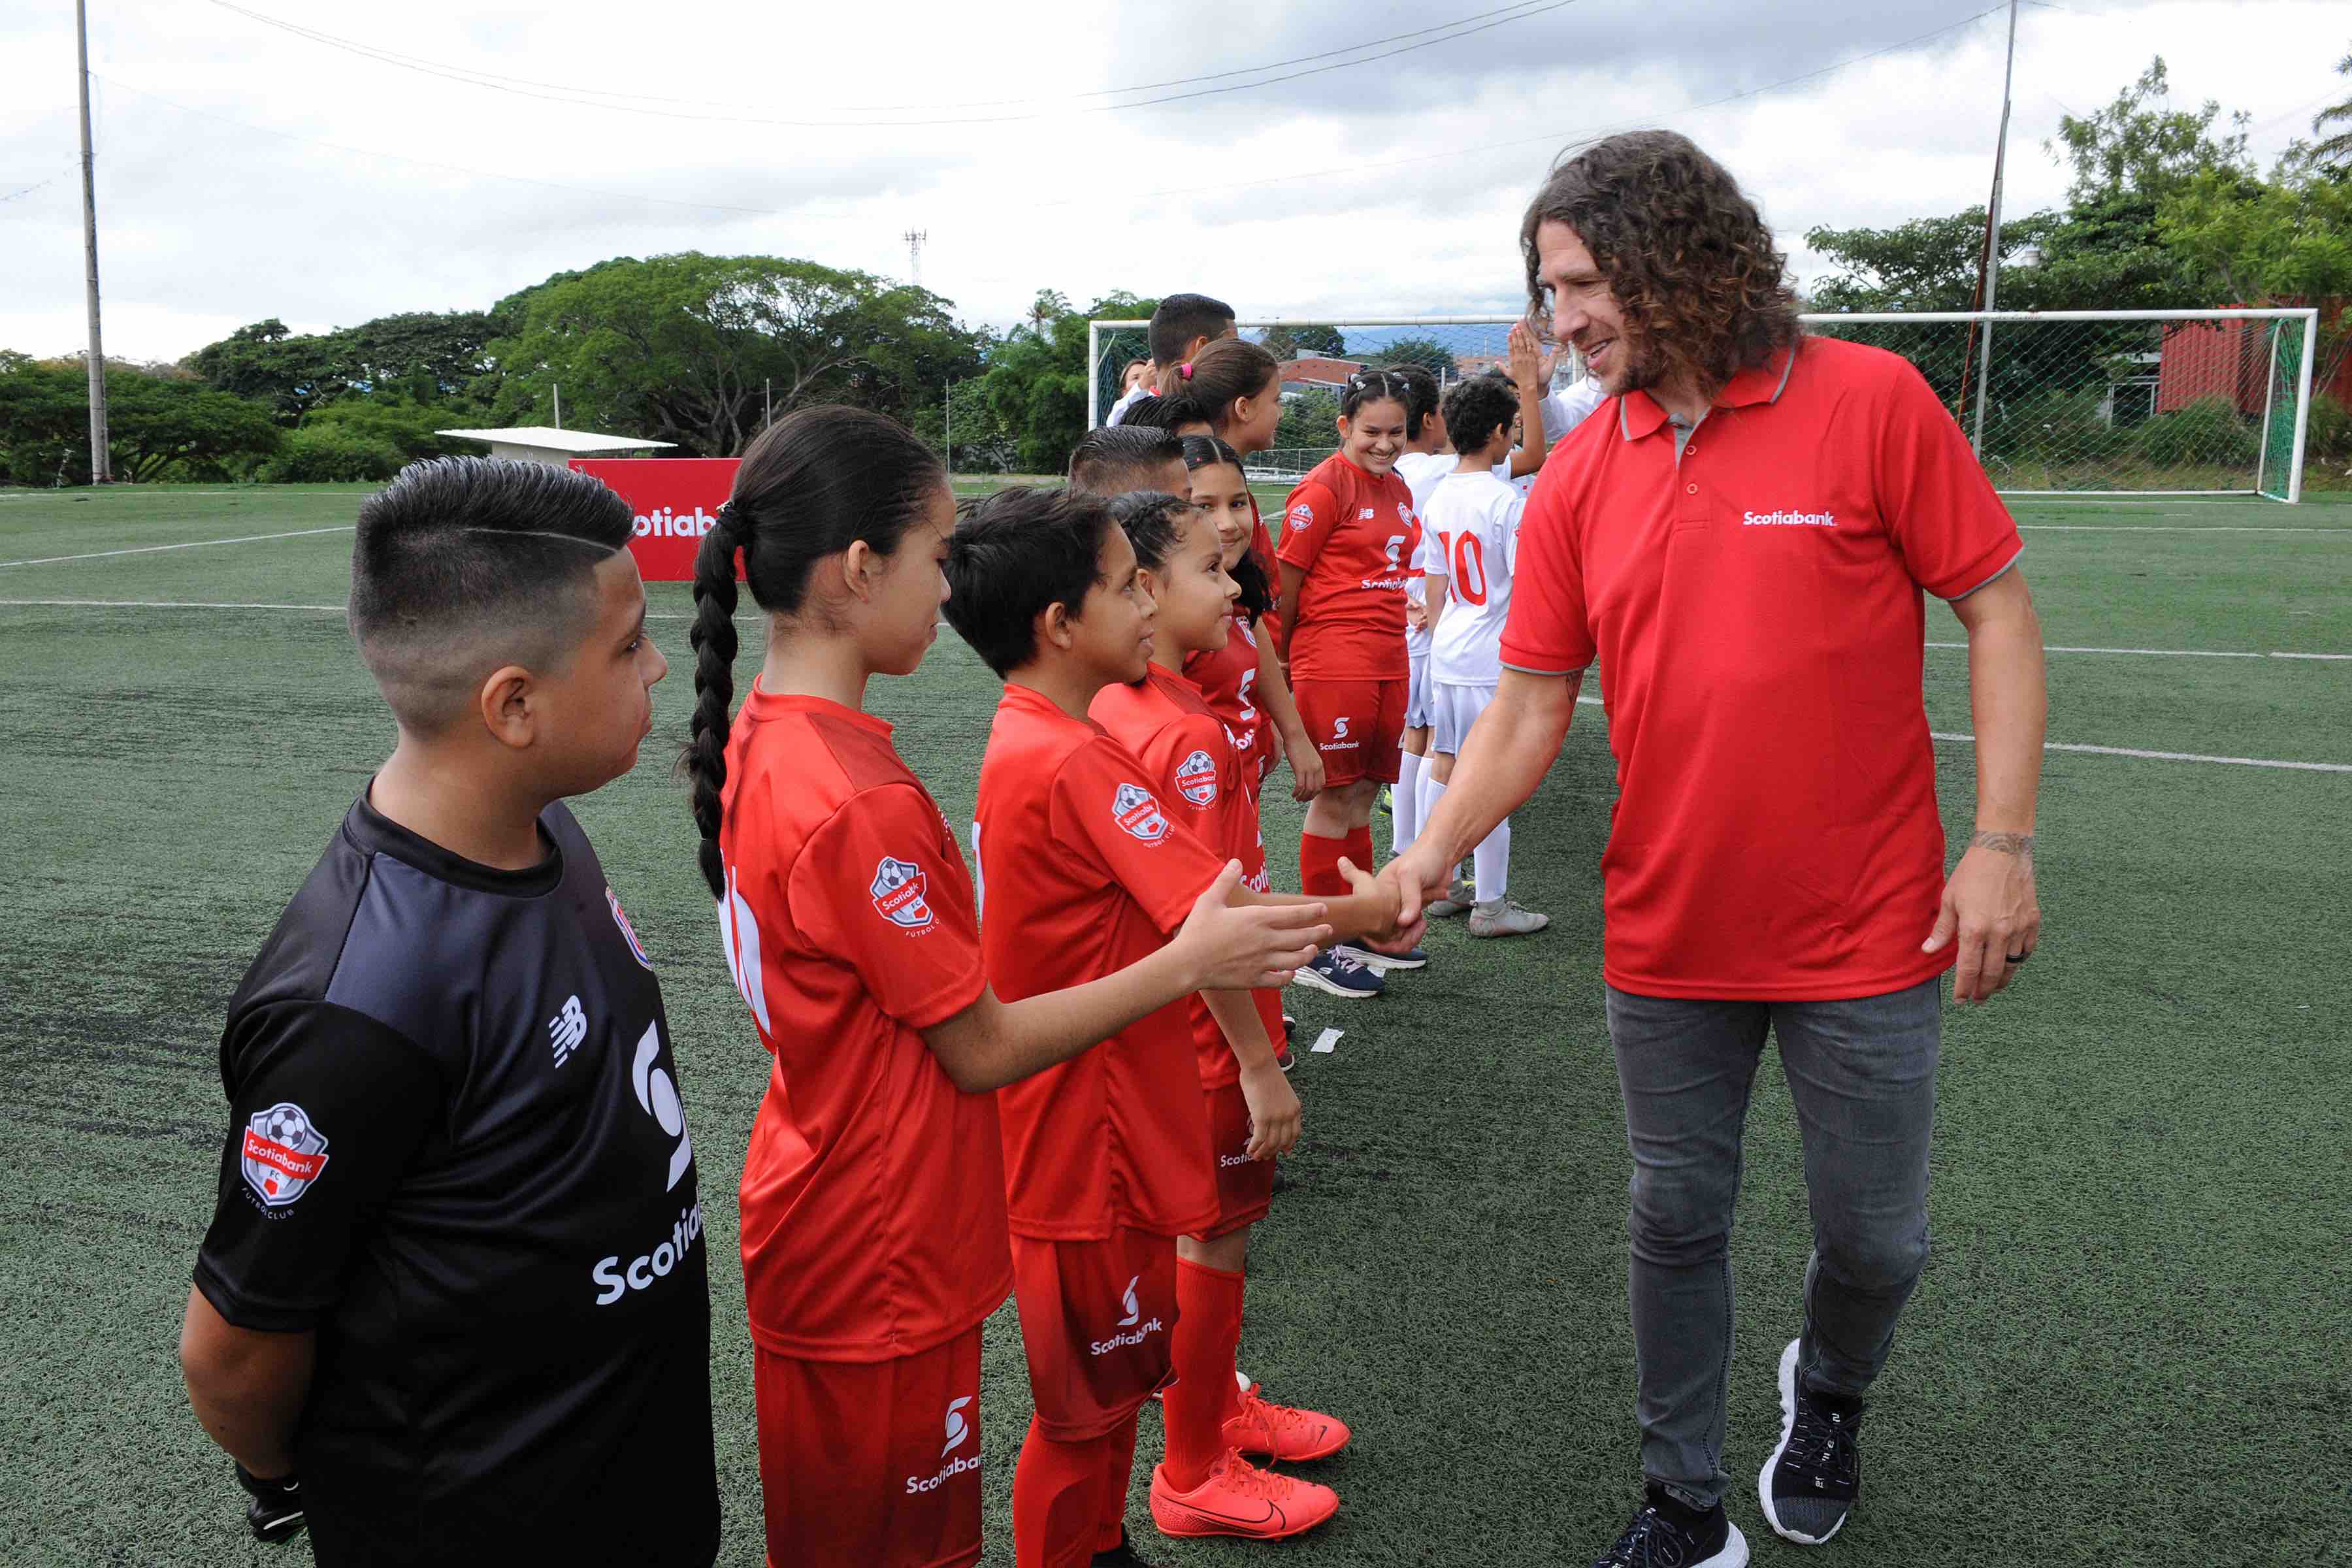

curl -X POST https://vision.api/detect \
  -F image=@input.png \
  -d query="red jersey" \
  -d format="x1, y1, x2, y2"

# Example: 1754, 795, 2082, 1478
1090, 666, 1273, 1090
1182, 613, 1266, 780
1500, 337, 2025, 1000
973, 683, 1227, 1241
716, 686, 1005, 1362
1276, 451, 1421, 679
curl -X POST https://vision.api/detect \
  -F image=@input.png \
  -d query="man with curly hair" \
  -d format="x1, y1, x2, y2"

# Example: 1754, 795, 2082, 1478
1382, 131, 2050, 1567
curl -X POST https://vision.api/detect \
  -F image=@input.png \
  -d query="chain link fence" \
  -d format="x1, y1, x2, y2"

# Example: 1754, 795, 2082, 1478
1090, 309, 2319, 501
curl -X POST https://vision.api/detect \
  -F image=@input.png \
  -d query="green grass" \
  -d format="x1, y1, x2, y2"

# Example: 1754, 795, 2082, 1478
2, 484, 2348, 1565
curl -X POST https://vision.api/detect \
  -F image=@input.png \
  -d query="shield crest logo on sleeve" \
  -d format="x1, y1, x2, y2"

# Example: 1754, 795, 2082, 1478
870, 856, 937, 930
1175, 749, 1220, 808
1113, 782, 1170, 843
240, 1102, 330, 1208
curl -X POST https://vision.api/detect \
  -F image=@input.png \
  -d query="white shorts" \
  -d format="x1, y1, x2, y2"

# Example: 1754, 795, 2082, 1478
1405, 649, 1432, 730
1429, 680, 1496, 755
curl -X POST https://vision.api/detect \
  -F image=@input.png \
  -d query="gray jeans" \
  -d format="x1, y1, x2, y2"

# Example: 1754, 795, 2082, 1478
1604, 978, 1941, 1511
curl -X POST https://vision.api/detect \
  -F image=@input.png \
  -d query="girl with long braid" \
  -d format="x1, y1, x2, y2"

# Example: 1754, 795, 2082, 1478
681, 405, 1328, 1568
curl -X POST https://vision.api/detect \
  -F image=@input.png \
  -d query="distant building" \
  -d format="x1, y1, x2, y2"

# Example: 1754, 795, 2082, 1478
1277, 356, 1364, 394
434, 426, 676, 466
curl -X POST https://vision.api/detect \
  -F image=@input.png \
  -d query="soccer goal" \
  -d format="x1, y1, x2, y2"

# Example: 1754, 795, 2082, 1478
1087, 307, 2321, 502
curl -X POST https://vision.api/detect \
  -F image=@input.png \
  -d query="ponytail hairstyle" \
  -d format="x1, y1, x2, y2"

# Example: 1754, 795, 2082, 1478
1156, 337, 1281, 433
1380, 363, 1442, 440
1177, 433, 1271, 622
1107, 491, 1189, 575
685, 404, 945, 900
1340, 367, 1411, 421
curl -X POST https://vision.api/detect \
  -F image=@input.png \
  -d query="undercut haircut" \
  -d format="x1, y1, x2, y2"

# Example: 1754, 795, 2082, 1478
1520, 130, 1801, 393
348, 456, 632, 735
1441, 375, 1522, 456
1068, 425, 1186, 497
943, 487, 1119, 678
1149, 293, 1235, 367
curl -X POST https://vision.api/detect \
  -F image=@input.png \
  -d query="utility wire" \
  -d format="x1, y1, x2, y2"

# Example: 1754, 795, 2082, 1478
201, 0, 1584, 127
204, 0, 1567, 116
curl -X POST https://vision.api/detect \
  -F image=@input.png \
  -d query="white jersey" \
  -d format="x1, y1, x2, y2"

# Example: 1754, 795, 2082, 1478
1419, 468, 1524, 687
1392, 451, 1452, 657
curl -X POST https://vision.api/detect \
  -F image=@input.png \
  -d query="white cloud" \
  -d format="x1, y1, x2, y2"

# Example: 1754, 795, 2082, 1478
0, 0, 2341, 362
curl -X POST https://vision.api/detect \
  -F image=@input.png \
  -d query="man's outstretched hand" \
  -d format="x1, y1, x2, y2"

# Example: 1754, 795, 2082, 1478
1343, 855, 1428, 954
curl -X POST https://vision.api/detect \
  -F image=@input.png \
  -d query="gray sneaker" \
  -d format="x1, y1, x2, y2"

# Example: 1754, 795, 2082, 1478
1468, 897, 1549, 938
1425, 878, 1477, 919
1759, 1338, 1863, 1545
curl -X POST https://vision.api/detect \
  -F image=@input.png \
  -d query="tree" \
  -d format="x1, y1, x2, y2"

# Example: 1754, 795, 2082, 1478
2161, 144, 2352, 391
1375, 336, 1458, 378
187, 319, 348, 423
975, 290, 1151, 473
484, 253, 988, 457
1272, 387, 1340, 456
0, 355, 281, 484
1258, 324, 1347, 361
1806, 209, 2067, 314
2310, 44, 2352, 174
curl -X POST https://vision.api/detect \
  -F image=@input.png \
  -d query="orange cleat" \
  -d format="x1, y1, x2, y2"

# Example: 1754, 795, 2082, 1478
1149, 1450, 1339, 1541
1223, 1382, 1352, 1463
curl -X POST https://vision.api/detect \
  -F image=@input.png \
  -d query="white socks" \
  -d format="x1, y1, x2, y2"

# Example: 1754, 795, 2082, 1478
1421, 776, 1448, 872
1474, 815, 1512, 904
1393, 750, 1425, 857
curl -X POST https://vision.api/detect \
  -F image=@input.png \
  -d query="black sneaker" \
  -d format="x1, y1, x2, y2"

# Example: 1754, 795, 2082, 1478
1592, 1486, 1748, 1567
1093, 1524, 1166, 1565
1292, 949, 1384, 999
1759, 1338, 1863, 1544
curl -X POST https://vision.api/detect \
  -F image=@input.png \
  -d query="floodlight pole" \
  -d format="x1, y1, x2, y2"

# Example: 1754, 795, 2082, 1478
944, 379, 954, 475
1970, 0, 2019, 456
76, 0, 110, 484
552, 383, 562, 429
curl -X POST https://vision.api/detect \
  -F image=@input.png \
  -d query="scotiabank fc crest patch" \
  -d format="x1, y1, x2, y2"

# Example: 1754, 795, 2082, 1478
607, 886, 653, 969
870, 856, 936, 930
1175, 749, 1219, 807
1286, 503, 1313, 529
1113, 782, 1170, 843
241, 1102, 329, 1207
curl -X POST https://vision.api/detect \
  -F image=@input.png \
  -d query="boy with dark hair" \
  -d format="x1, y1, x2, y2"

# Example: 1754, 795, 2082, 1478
178, 457, 719, 1566
1068, 425, 1188, 500
944, 488, 1397, 1567
1107, 292, 1237, 427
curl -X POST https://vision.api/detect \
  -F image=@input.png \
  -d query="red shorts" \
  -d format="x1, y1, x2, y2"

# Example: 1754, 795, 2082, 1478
753, 1328, 984, 1568
1199, 1079, 1275, 1241
1292, 677, 1407, 788
1009, 1227, 1177, 1441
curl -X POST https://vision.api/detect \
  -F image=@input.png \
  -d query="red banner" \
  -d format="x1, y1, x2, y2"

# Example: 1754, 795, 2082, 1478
570, 457, 742, 582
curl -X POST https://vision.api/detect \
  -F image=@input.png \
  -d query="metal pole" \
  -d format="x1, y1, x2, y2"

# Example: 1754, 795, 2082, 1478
1970, 0, 2019, 457
764, 378, 772, 429
2254, 321, 2281, 497
553, 383, 561, 429
1086, 322, 1101, 431
76, 0, 110, 484
944, 379, 953, 475
2285, 308, 2318, 505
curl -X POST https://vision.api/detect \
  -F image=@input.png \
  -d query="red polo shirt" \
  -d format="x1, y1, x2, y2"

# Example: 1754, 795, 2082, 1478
1501, 336, 2023, 1000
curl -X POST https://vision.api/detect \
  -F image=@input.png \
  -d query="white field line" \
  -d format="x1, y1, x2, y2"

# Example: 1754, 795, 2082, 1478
0, 525, 353, 568
1924, 641, 2350, 661
5, 603, 2342, 773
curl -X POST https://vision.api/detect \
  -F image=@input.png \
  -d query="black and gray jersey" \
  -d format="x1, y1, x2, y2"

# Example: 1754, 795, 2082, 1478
193, 791, 719, 1567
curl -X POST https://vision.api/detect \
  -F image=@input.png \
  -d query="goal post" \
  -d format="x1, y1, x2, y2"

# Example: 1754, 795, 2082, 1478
1086, 307, 2321, 502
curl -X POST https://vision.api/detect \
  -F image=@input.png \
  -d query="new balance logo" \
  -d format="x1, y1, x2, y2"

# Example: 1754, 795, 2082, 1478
547, 995, 587, 1069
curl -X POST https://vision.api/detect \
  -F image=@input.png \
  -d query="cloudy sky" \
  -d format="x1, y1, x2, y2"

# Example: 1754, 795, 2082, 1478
1, 0, 2343, 364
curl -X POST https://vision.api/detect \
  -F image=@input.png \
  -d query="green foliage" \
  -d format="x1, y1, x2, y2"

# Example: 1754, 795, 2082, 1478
2304, 392, 2352, 465
298, 397, 474, 462
2048, 57, 2253, 209
0, 355, 283, 485
1273, 387, 1340, 454
2134, 395, 2257, 468
906, 375, 1019, 474
261, 426, 406, 483
2313, 45, 2352, 172
1982, 388, 2134, 465
185, 311, 502, 425
978, 291, 1151, 473
1258, 323, 1347, 361
1377, 336, 1455, 378
484, 253, 988, 458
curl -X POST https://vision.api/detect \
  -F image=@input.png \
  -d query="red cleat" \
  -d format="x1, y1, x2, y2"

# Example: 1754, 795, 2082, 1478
1149, 1450, 1338, 1541
1222, 1383, 1351, 1462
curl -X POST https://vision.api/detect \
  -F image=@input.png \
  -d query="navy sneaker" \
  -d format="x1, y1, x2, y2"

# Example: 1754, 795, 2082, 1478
1335, 942, 1427, 972
1592, 1486, 1748, 1567
1292, 950, 1384, 999
1759, 1339, 1863, 1544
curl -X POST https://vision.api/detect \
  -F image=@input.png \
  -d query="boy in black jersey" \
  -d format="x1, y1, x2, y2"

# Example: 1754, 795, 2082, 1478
178, 457, 720, 1565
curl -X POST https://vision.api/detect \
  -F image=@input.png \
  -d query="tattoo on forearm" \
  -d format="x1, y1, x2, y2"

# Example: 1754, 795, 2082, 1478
1970, 830, 2035, 858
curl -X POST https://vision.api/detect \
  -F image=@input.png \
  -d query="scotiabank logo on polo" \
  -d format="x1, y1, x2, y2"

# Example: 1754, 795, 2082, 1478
1742, 509, 1838, 527
633, 506, 719, 538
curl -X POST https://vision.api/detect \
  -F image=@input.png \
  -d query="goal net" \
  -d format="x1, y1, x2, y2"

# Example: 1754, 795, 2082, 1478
1088, 308, 2319, 502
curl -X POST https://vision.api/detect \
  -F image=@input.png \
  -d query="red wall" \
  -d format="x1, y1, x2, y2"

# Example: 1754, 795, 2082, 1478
570, 457, 740, 582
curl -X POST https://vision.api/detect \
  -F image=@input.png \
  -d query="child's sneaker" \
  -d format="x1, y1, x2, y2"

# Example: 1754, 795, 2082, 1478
1224, 1382, 1351, 1462
1292, 950, 1384, 1000
1149, 1451, 1339, 1541
1468, 897, 1549, 938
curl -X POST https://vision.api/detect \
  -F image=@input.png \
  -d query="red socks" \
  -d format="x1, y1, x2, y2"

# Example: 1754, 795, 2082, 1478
1096, 1413, 1140, 1553
1345, 825, 1376, 883
1164, 1258, 1247, 1492
1013, 1414, 1115, 1568
1299, 830, 1348, 898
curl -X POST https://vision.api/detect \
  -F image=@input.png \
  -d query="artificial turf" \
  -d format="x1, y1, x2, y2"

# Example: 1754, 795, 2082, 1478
1, 483, 2346, 1565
